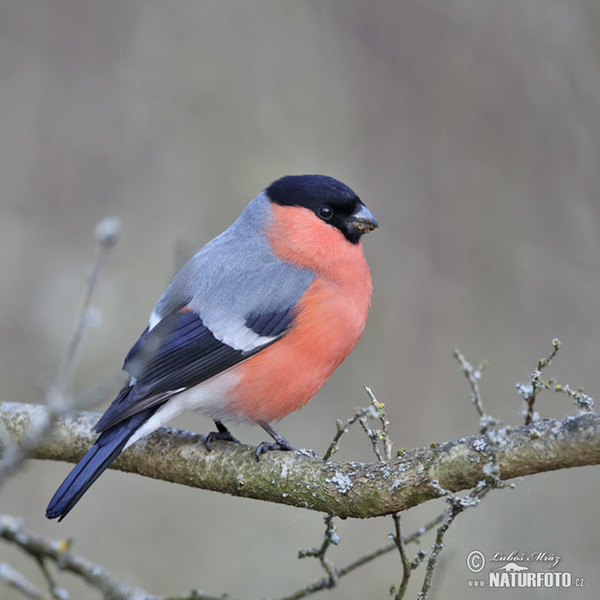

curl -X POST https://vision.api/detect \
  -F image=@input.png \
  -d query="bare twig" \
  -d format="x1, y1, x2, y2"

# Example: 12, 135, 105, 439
0, 514, 153, 600
275, 513, 444, 600
0, 562, 51, 600
322, 386, 390, 462
322, 406, 374, 461
452, 349, 499, 433
554, 383, 595, 412
516, 338, 561, 425
359, 386, 393, 461
389, 512, 426, 599
0, 217, 121, 486
51, 216, 121, 400
515, 339, 595, 424
298, 515, 340, 588
455, 349, 518, 492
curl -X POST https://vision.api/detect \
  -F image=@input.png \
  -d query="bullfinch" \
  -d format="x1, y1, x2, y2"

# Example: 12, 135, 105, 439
46, 174, 378, 520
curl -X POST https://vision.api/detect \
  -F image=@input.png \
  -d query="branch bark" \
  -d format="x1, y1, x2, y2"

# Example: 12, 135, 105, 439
0, 514, 153, 600
2, 402, 599, 519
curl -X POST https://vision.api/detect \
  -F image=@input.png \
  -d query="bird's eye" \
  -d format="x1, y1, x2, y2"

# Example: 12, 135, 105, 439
318, 206, 333, 220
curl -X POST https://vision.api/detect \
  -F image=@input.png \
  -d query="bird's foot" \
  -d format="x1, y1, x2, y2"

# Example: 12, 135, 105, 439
203, 420, 241, 451
255, 422, 297, 461
255, 439, 296, 461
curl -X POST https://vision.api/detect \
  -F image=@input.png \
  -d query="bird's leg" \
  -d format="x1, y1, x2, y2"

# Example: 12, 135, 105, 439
255, 422, 296, 461
203, 420, 241, 451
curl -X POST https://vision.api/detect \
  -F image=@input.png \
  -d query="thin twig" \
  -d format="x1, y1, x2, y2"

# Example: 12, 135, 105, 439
51, 216, 122, 404
322, 387, 388, 462
452, 349, 499, 433
360, 386, 393, 461
390, 512, 426, 599
516, 338, 561, 426
276, 514, 444, 600
0, 514, 153, 600
0, 218, 121, 487
322, 406, 373, 461
298, 514, 339, 588
554, 383, 595, 412
0, 562, 51, 600
515, 340, 595, 424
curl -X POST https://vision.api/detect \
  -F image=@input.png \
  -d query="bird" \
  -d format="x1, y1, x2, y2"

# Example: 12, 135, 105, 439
46, 174, 378, 521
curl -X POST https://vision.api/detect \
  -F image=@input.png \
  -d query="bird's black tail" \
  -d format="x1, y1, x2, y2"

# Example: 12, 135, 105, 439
46, 409, 154, 521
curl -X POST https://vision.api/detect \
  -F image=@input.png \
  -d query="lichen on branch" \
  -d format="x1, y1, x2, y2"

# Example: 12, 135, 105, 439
1, 402, 599, 519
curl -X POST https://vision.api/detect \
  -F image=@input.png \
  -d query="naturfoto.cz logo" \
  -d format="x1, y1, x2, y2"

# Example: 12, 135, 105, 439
466, 549, 585, 589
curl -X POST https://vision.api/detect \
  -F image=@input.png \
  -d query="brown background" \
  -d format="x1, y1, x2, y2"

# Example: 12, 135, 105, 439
2, 1, 599, 598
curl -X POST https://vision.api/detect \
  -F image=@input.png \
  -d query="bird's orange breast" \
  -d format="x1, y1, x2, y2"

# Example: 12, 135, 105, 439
227, 204, 373, 423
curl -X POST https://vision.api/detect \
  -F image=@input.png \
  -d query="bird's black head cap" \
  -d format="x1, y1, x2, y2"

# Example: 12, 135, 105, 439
266, 175, 378, 244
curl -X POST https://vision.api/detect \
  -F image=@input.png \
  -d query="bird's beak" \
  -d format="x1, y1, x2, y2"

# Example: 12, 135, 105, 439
351, 204, 379, 235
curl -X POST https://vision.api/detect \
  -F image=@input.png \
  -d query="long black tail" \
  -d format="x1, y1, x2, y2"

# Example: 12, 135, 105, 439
46, 409, 154, 521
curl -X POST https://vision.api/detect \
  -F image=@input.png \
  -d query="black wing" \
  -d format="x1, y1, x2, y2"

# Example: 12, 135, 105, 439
95, 306, 293, 432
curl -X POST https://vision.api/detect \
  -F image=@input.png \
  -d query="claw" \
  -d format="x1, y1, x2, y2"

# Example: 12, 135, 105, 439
255, 439, 295, 461
203, 420, 241, 452
255, 422, 296, 461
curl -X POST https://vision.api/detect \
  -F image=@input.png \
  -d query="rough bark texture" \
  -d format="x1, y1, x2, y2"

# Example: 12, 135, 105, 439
2, 402, 599, 519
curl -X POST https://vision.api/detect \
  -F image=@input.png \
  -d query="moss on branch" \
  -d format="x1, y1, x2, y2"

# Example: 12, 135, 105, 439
2, 402, 599, 519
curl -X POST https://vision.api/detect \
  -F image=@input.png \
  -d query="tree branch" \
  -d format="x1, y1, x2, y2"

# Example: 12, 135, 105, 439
0, 514, 153, 600
2, 402, 599, 519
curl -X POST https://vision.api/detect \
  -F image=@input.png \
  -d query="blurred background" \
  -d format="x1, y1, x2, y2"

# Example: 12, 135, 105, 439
2, 1, 599, 598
